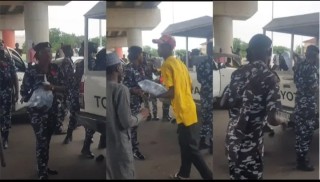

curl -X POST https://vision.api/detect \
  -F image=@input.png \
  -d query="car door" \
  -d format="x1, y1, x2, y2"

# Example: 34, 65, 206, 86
8, 48, 27, 111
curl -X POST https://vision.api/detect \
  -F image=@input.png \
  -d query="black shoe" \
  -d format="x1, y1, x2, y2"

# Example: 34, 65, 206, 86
63, 135, 72, 144
152, 117, 160, 121
81, 149, 95, 159
54, 127, 67, 135
39, 175, 48, 180
3, 139, 8, 149
170, 118, 176, 124
147, 114, 152, 121
133, 151, 145, 160
47, 168, 58, 175
163, 116, 172, 122
170, 172, 189, 180
297, 157, 314, 171
96, 155, 105, 162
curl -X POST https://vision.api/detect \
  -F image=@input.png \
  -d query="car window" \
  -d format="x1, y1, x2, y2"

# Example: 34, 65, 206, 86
9, 49, 26, 72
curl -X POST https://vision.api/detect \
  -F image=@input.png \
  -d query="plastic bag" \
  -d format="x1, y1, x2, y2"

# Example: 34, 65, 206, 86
27, 75, 54, 111
138, 79, 167, 96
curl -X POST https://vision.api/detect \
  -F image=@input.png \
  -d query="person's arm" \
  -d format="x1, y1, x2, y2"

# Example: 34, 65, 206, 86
117, 86, 148, 129
20, 68, 32, 103
44, 65, 66, 93
156, 64, 174, 99
265, 75, 283, 126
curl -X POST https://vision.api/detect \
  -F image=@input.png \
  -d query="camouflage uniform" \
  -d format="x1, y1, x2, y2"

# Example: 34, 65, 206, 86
293, 60, 318, 161
123, 63, 145, 153
59, 57, 78, 134
74, 59, 96, 155
225, 60, 281, 180
0, 56, 16, 144
196, 57, 214, 141
143, 61, 158, 119
20, 63, 64, 178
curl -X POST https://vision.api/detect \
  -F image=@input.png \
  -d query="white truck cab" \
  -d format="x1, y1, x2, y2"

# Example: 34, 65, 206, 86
75, 1, 106, 133
189, 53, 241, 104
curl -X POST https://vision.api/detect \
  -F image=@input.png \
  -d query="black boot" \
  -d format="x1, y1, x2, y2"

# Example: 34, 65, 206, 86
81, 138, 95, 159
297, 156, 314, 171
147, 113, 152, 121
162, 110, 172, 122
199, 137, 210, 150
98, 134, 106, 149
2, 131, 9, 149
209, 138, 213, 154
63, 129, 73, 144
152, 112, 160, 121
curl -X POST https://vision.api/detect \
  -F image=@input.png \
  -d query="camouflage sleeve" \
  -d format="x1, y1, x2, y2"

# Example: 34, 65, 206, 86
57, 65, 65, 87
227, 70, 242, 107
305, 66, 318, 90
122, 67, 134, 89
266, 74, 282, 112
196, 62, 204, 84
9, 59, 16, 79
20, 68, 32, 99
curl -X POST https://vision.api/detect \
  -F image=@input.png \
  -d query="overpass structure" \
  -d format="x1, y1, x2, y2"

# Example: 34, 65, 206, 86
0, 1, 70, 48
106, 1, 161, 57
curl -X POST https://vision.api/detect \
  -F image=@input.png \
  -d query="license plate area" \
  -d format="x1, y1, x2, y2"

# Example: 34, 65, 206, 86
276, 111, 291, 122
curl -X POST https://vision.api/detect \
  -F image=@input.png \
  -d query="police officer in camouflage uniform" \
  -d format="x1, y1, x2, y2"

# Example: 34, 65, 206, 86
223, 34, 283, 180
196, 42, 214, 153
123, 46, 146, 160
0, 40, 19, 149
143, 56, 160, 121
77, 42, 97, 159
293, 45, 319, 171
58, 45, 79, 144
20, 42, 65, 179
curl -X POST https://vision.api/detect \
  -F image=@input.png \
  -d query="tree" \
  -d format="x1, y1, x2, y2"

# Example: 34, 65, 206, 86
232, 38, 248, 58
295, 45, 304, 55
272, 46, 289, 54
89, 36, 106, 48
175, 49, 187, 60
143, 46, 158, 57
49, 28, 85, 52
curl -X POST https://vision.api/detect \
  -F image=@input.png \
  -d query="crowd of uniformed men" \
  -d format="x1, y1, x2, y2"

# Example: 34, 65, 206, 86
0, 32, 319, 180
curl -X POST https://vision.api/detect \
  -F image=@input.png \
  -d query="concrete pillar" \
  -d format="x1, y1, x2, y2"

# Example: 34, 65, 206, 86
127, 28, 142, 48
213, 16, 233, 54
2, 30, 15, 48
115, 47, 123, 59
24, 1, 49, 50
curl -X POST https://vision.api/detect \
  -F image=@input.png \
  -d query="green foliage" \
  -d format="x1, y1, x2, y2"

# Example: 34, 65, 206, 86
295, 45, 304, 55
143, 45, 158, 57
175, 49, 187, 59
232, 38, 248, 58
272, 46, 290, 54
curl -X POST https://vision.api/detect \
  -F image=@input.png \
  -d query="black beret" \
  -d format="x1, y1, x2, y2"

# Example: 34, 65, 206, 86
34, 42, 51, 53
248, 34, 272, 50
128, 46, 142, 55
306, 45, 319, 54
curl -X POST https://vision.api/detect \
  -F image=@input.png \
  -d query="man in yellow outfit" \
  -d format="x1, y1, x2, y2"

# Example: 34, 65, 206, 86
152, 34, 212, 180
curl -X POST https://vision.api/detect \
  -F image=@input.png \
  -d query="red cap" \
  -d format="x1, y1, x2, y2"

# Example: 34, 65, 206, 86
152, 34, 176, 50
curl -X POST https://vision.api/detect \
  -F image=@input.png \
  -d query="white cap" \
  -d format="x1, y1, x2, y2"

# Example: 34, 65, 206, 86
106, 52, 122, 67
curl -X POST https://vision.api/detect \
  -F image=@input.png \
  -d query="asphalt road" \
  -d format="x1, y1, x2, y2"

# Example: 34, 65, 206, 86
1, 107, 318, 180
213, 109, 319, 180
0, 107, 212, 180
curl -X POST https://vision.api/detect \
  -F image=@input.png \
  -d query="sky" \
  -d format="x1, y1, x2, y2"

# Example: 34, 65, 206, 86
15, 1, 319, 51
16, 1, 105, 39
233, 1, 320, 49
